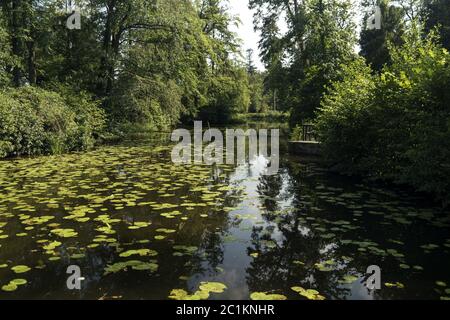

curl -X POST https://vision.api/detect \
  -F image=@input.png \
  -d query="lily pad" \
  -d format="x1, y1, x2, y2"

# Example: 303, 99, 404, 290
11, 265, 31, 274
250, 292, 287, 300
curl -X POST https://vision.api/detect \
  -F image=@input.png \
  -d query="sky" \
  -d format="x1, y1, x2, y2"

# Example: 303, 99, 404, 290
228, 0, 265, 71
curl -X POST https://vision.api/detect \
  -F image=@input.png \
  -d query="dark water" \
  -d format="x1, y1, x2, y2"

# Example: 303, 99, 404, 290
0, 125, 449, 300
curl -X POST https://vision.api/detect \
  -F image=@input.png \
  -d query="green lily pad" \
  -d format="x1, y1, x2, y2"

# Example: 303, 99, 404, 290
10, 279, 27, 286
198, 282, 227, 293
250, 292, 287, 300
1, 283, 18, 292
119, 249, 158, 258
11, 265, 31, 274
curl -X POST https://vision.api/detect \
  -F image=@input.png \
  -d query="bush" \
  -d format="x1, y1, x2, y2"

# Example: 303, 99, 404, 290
111, 76, 184, 132
0, 86, 105, 158
316, 26, 450, 205
316, 58, 377, 174
200, 72, 250, 124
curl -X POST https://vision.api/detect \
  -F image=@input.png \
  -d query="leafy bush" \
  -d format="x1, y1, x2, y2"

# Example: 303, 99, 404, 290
111, 76, 184, 132
0, 86, 105, 158
316, 26, 450, 205
200, 72, 250, 124
316, 58, 376, 173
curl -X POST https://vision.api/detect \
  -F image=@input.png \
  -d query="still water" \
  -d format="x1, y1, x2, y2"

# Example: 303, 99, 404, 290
0, 126, 449, 300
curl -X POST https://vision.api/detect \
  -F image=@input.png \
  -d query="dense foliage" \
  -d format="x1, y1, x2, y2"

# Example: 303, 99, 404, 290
0, 0, 269, 157
0, 86, 105, 157
317, 26, 450, 205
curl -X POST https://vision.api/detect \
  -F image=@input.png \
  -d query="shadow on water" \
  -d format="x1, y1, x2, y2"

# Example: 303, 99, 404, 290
0, 123, 449, 300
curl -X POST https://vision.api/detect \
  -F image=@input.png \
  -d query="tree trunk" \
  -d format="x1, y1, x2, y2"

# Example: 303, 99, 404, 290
11, 0, 22, 86
26, 40, 36, 85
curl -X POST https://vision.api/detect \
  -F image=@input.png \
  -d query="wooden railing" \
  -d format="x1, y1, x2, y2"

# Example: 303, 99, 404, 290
301, 124, 317, 142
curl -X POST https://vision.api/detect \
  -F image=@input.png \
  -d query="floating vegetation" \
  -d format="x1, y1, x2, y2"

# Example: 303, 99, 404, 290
173, 245, 198, 256
50, 228, 78, 238
169, 282, 227, 300
250, 292, 287, 300
314, 259, 337, 272
385, 282, 405, 289
198, 282, 227, 293
2, 283, 18, 292
291, 287, 326, 300
119, 249, 158, 258
156, 228, 176, 234
339, 275, 359, 284
11, 265, 31, 274
0, 141, 449, 300
1, 278, 28, 292
43, 241, 62, 251
128, 222, 151, 230
104, 260, 158, 275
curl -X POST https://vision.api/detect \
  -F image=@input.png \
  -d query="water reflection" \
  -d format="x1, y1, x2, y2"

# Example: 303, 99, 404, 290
0, 130, 449, 300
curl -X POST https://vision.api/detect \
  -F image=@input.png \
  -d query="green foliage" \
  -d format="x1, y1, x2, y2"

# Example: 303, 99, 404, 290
0, 12, 12, 87
0, 86, 105, 158
317, 26, 450, 205
424, 0, 450, 50
360, 0, 405, 72
0, 0, 255, 147
316, 58, 376, 172
200, 69, 250, 124
250, 0, 358, 122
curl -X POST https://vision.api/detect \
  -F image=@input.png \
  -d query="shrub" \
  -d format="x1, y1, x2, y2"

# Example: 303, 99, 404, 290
0, 86, 105, 158
316, 26, 450, 205
316, 58, 377, 174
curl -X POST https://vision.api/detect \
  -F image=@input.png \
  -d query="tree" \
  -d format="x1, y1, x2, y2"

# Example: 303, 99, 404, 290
423, 0, 450, 50
246, 48, 256, 75
250, 0, 358, 123
360, 0, 405, 72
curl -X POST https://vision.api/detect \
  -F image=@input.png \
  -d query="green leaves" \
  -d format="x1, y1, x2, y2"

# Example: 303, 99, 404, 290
11, 265, 31, 274
104, 260, 158, 275
169, 282, 228, 300
119, 249, 158, 258
250, 292, 287, 301
291, 287, 326, 300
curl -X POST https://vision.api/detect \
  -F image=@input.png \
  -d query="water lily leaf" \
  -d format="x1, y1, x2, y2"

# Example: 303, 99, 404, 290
199, 282, 227, 293
11, 279, 27, 286
43, 241, 62, 251
291, 287, 325, 300
119, 249, 158, 258
340, 275, 359, 284
385, 282, 405, 289
1, 283, 18, 292
250, 292, 287, 300
11, 265, 31, 274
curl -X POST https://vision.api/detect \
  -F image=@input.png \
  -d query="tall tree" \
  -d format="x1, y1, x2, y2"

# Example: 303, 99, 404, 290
423, 0, 450, 50
360, 0, 405, 72
250, 0, 358, 122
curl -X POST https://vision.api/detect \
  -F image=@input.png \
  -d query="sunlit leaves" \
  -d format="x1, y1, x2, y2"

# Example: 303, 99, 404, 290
119, 249, 158, 258
169, 282, 227, 300
250, 292, 287, 300
11, 265, 31, 274
291, 287, 325, 300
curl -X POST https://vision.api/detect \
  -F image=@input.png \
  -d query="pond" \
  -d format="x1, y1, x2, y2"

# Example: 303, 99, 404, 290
0, 125, 449, 300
